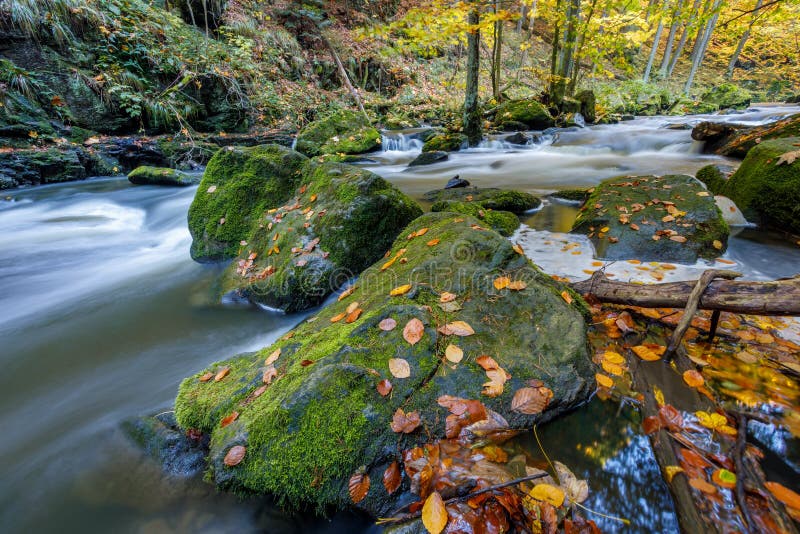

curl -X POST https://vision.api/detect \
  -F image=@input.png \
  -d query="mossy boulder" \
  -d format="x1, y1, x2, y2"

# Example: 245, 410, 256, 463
121, 412, 207, 477
127, 166, 198, 186
572, 175, 729, 263
218, 161, 422, 311
695, 164, 733, 195
188, 145, 309, 262
408, 151, 449, 167
174, 212, 593, 515
423, 187, 541, 214
697, 83, 752, 111
720, 137, 800, 234
0, 147, 89, 188
421, 133, 467, 153
493, 99, 555, 130
696, 113, 800, 158
295, 110, 381, 158
430, 201, 520, 236
550, 188, 591, 203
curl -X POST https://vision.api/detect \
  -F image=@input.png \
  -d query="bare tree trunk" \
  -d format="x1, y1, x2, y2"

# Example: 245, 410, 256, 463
569, 0, 598, 94
643, 19, 664, 82
659, 0, 685, 77
491, 0, 503, 101
726, 0, 763, 78
548, 0, 563, 101
667, 0, 702, 76
684, 0, 722, 95
463, 6, 482, 146
319, 30, 368, 120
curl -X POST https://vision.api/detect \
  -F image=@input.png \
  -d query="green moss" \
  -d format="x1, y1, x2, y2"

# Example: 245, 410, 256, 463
422, 187, 540, 214
431, 200, 520, 236
127, 165, 196, 186
493, 99, 555, 130
550, 189, 590, 202
695, 165, 727, 195
295, 110, 380, 157
722, 137, 800, 233
421, 133, 467, 153
187, 144, 308, 262
699, 83, 752, 111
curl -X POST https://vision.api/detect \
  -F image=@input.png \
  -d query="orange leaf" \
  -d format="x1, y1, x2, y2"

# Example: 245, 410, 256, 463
765, 481, 800, 510
444, 344, 463, 363
330, 312, 347, 323
438, 321, 475, 336
348, 472, 370, 503
494, 276, 510, 290
383, 461, 402, 495
560, 290, 573, 304
403, 318, 425, 345
262, 365, 277, 384
338, 286, 356, 301
346, 301, 360, 314
512, 243, 524, 254
220, 411, 239, 428
439, 292, 457, 303
683, 370, 704, 388
223, 445, 246, 466
346, 308, 363, 323
390, 408, 421, 433
214, 368, 230, 382
632, 345, 661, 361
421, 492, 448, 534
388, 358, 411, 378
199, 372, 214, 382
381, 257, 397, 271
511, 386, 553, 414
476, 355, 500, 371
595, 373, 613, 388
376, 378, 393, 397
390, 284, 412, 296
508, 280, 527, 290
265, 348, 281, 366
426, 238, 440, 246
688, 477, 717, 494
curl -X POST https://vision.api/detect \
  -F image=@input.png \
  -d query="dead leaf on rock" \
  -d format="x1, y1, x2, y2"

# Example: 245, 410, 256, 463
379, 318, 397, 331
422, 491, 448, 534
223, 445, 246, 467
214, 367, 230, 382
376, 378, 393, 397
511, 386, 553, 415
388, 358, 411, 378
439, 292, 457, 303
403, 318, 425, 345
383, 461, 402, 495
265, 348, 281, 366
494, 276, 510, 290
390, 284, 412, 296
390, 408, 421, 433
348, 472, 370, 503
445, 344, 464, 363
438, 321, 475, 336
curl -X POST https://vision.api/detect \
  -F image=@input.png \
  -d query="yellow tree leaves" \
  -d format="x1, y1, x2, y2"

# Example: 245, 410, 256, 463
493, 276, 510, 290
422, 491, 448, 534
528, 484, 565, 507
632, 344, 663, 361
695, 411, 737, 435
390, 284, 413, 296
683, 370, 705, 388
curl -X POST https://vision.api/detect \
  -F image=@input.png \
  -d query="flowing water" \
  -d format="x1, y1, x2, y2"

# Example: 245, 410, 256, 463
2, 105, 799, 533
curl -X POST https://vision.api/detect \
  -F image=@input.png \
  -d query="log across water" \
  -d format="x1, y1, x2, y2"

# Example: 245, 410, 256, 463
571, 272, 800, 316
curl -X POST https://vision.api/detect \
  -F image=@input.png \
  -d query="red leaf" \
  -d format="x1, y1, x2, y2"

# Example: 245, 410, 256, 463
220, 411, 239, 428
376, 379, 393, 397
223, 445, 246, 466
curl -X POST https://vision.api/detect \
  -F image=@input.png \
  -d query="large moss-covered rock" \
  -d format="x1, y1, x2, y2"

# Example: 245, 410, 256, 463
572, 175, 729, 263
696, 83, 752, 111
423, 187, 541, 214
720, 137, 800, 234
188, 145, 309, 262
430, 200, 520, 236
0, 147, 89, 188
494, 100, 555, 130
695, 164, 733, 195
174, 212, 593, 515
421, 133, 467, 153
128, 166, 198, 186
295, 110, 381, 158
695, 113, 800, 158
218, 161, 422, 311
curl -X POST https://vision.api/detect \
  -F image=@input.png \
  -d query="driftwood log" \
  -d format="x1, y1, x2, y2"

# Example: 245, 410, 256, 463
571, 271, 800, 316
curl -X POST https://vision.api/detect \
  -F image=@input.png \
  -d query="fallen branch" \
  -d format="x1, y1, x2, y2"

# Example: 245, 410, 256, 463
572, 271, 800, 316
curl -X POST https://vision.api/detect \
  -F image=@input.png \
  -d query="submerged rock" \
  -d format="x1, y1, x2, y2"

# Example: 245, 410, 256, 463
121, 412, 208, 478
0, 147, 93, 188
174, 212, 593, 516
421, 133, 467, 153
188, 144, 422, 311
295, 110, 381, 158
128, 166, 198, 186
422, 187, 541, 214
720, 137, 800, 234
408, 151, 449, 167
444, 175, 470, 189
493, 99, 555, 130
571, 174, 729, 263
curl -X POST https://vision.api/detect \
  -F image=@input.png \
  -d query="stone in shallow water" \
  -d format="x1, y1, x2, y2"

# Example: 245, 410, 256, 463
174, 213, 593, 516
408, 150, 448, 167
444, 175, 470, 189
571, 174, 729, 263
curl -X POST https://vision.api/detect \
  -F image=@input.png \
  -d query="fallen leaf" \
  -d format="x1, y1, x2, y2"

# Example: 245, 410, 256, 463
348, 472, 370, 503
199, 372, 214, 382
528, 484, 565, 507
494, 276, 510, 290
390, 284, 413, 296
482, 380, 505, 397
511, 386, 553, 414
632, 345, 662, 361
688, 477, 717, 494
390, 408, 421, 433
262, 365, 277, 384
512, 243, 524, 255
444, 344, 463, 363
696, 411, 737, 435
220, 411, 239, 428
346, 301, 360, 314
426, 238, 440, 246
383, 461, 402, 495
330, 312, 347, 323
346, 308, 363, 323
670, 235, 687, 243
712, 469, 737, 489
665, 465, 685, 482
713, 240, 723, 250
603, 351, 625, 364
438, 321, 475, 336
421, 492, 448, 534
476, 355, 500, 371
223, 445, 246, 466
596, 373, 613, 388
776, 150, 800, 166
338, 286, 356, 301
388, 358, 411, 378
403, 318, 425, 345
555, 462, 588, 504
376, 378, 393, 396
508, 280, 527, 290
379, 318, 397, 331
206, 185, 217, 193
683, 370, 704, 388
214, 368, 230, 382
765, 481, 800, 510
381, 257, 397, 271
560, 290, 573, 304
300, 359, 314, 367
265, 348, 281, 366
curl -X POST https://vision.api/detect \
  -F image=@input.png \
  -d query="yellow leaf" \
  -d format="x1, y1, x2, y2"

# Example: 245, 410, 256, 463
421, 492, 448, 534
508, 280, 527, 290
696, 411, 736, 435
528, 483, 565, 507
381, 257, 397, 271
654, 385, 665, 407
602, 360, 624, 376
438, 321, 475, 336
390, 284, 412, 296
560, 290, 573, 304
265, 348, 281, 366
493, 276, 510, 290
388, 358, 411, 378
512, 243, 524, 255
596, 373, 613, 388
444, 344, 463, 363
632, 345, 661, 361
665, 465, 684, 483
603, 351, 625, 365
683, 370, 704, 388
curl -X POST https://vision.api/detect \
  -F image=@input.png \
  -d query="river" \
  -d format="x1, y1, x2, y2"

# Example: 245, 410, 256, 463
1, 105, 799, 533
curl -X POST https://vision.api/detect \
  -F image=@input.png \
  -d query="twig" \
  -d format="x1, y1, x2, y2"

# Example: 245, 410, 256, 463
378, 472, 548, 524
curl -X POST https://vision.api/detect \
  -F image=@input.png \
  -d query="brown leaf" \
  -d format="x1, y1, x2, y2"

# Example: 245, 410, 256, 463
199, 372, 214, 382
214, 368, 230, 382
403, 318, 425, 345
426, 238, 440, 246
422, 491, 448, 534
378, 318, 397, 331
688, 477, 717, 494
439, 292, 457, 303
476, 355, 500, 371
508, 280, 527, 290
376, 379, 392, 397
669, 235, 687, 243
348, 472, 370, 503
330, 311, 347, 323
338, 286, 356, 301
632, 345, 662, 361
346, 308, 363, 323
683, 370, 704, 388
511, 386, 553, 415
391, 408, 421, 433
300, 359, 315, 367
388, 358, 411, 378
765, 481, 800, 510
383, 461, 402, 495
265, 348, 281, 366
220, 411, 239, 428
262, 365, 278, 384
438, 321, 475, 336
223, 445, 246, 467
